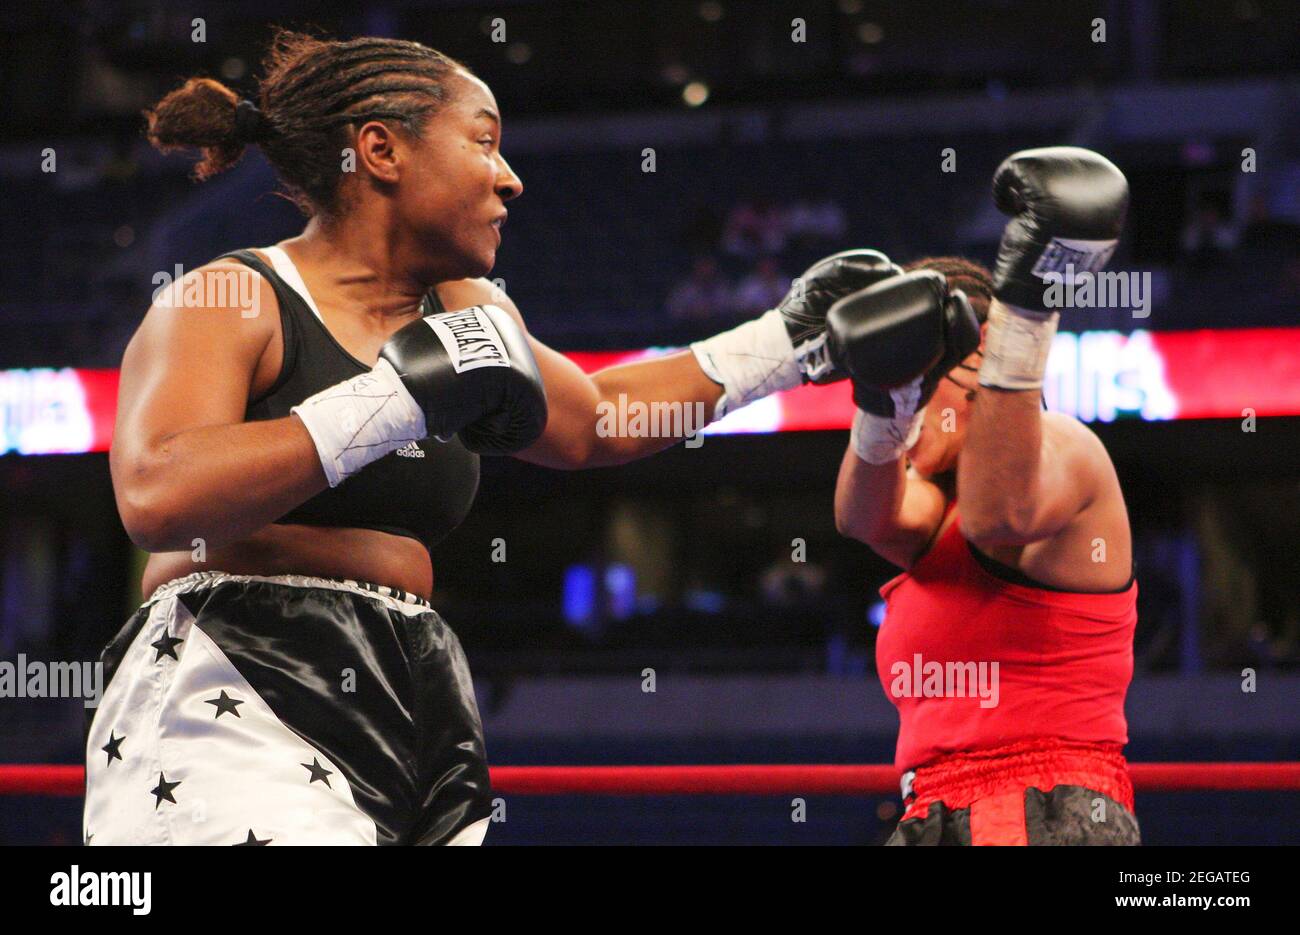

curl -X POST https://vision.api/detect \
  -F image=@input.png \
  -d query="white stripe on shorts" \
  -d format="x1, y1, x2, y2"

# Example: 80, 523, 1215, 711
85, 576, 381, 845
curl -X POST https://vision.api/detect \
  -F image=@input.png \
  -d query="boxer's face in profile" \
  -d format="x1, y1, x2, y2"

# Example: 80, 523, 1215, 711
906, 347, 983, 478
389, 71, 522, 278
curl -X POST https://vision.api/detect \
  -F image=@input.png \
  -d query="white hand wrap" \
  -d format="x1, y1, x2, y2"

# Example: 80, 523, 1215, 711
850, 382, 925, 465
690, 309, 801, 421
290, 358, 427, 487
978, 301, 1059, 391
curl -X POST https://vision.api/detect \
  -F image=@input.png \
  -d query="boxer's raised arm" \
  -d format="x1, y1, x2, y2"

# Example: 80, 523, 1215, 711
957, 385, 1107, 546
961, 147, 1129, 548
827, 272, 980, 566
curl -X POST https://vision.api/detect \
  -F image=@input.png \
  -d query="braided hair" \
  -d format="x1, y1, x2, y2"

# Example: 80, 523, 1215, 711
902, 255, 994, 324
144, 30, 469, 217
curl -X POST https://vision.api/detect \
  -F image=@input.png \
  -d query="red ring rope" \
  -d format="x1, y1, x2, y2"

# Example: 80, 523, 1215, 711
2, 762, 1298, 797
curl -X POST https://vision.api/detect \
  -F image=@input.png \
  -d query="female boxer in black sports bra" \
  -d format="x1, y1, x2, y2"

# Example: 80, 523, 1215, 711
87, 30, 896, 845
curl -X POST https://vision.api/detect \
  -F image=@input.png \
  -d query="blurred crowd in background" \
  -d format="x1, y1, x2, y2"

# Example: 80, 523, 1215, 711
4, 129, 1300, 364
666, 196, 847, 322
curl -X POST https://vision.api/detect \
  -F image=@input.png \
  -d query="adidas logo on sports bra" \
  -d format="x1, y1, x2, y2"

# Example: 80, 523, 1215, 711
395, 442, 425, 458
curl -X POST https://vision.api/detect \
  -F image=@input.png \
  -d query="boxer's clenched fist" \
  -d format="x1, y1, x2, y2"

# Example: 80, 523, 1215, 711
991, 146, 1129, 314
981, 147, 1128, 390
690, 249, 901, 419
826, 270, 980, 464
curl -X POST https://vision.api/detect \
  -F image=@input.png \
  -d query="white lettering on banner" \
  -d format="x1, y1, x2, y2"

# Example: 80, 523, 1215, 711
0, 368, 94, 455
1044, 330, 1179, 422
701, 393, 783, 435
425, 306, 511, 373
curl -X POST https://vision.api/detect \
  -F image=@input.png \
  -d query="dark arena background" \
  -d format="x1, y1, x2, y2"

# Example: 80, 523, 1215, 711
1, 0, 1298, 853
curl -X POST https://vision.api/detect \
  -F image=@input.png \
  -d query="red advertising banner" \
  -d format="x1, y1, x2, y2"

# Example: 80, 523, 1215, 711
3, 328, 1297, 454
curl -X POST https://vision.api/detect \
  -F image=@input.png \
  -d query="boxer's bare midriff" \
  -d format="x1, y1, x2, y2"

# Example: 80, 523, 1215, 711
140, 523, 433, 602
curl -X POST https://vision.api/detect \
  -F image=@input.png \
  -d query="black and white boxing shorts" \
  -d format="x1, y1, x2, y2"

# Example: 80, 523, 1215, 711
84, 571, 492, 845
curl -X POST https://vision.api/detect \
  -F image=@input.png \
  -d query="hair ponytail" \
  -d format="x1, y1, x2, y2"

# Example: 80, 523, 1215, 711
142, 29, 468, 217
143, 77, 258, 180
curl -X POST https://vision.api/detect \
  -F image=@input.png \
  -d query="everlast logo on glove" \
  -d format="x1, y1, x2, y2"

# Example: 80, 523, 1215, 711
1030, 237, 1117, 281
425, 306, 511, 372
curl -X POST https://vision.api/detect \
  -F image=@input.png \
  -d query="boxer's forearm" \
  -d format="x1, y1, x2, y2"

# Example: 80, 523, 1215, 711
959, 385, 1102, 546
113, 416, 328, 552
585, 352, 723, 464
835, 447, 908, 543
959, 294, 1096, 544
835, 446, 946, 566
957, 384, 1045, 540
517, 349, 722, 469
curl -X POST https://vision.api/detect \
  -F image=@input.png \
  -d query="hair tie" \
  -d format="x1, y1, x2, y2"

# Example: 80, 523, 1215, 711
233, 99, 271, 144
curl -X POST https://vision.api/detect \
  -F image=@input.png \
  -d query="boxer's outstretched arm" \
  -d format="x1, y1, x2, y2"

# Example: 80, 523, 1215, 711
438, 278, 722, 469
439, 250, 898, 469
520, 343, 723, 468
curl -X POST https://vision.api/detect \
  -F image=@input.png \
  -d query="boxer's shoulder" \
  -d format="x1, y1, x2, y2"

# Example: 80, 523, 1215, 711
124, 260, 279, 407
435, 278, 524, 326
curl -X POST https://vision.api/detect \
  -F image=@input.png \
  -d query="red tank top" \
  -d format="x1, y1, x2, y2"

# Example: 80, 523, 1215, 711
876, 508, 1136, 773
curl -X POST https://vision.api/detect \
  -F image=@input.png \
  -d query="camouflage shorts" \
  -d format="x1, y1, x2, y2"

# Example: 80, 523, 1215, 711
886, 784, 1141, 846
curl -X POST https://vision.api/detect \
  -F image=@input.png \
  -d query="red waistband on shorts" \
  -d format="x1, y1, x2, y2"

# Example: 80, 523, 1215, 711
901, 737, 1133, 822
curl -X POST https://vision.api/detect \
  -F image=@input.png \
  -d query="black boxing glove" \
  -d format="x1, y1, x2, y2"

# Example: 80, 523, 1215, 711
690, 249, 901, 419
826, 271, 980, 463
982, 148, 1128, 390
982, 146, 1128, 390
379, 304, 547, 454
293, 304, 547, 486
774, 249, 903, 383
827, 271, 980, 397
991, 146, 1129, 313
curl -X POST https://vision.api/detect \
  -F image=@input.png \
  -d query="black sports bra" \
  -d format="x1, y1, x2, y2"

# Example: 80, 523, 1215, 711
221, 249, 480, 553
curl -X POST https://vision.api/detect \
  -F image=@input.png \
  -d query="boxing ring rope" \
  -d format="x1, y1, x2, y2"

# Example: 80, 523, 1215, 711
3, 762, 1299, 797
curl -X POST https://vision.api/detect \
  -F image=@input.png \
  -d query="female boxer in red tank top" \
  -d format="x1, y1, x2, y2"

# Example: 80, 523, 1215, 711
830, 147, 1138, 846
836, 255, 1139, 845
